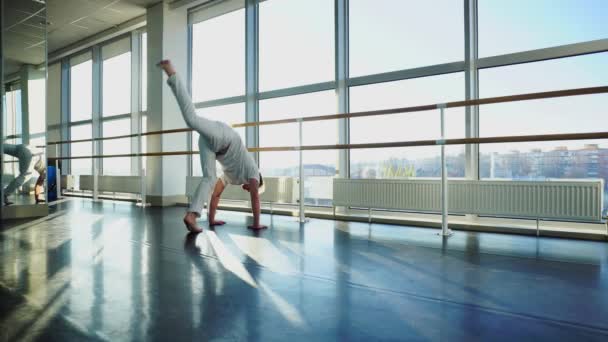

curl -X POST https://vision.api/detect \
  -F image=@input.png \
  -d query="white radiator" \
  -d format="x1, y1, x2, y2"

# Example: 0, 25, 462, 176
61, 175, 75, 190
186, 176, 299, 203
79, 175, 141, 194
333, 179, 604, 222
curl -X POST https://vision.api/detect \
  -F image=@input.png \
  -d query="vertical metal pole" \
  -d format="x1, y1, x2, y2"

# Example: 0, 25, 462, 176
92, 45, 102, 202
141, 168, 148, 207
368, 207, 372, 223
93, 143, 99, 201
245, 0, 260, 164
55, 145, 62, 199
137, 123, 149, 208
439, 104, 452, 236
536, 218, 540, 237
298, 118, 307, 223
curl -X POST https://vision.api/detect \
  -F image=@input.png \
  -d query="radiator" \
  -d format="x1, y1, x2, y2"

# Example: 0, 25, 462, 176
61, 175, 75, 190
79, 175, 141, 194
186, 176, 299, 203
333, 179, 604, 222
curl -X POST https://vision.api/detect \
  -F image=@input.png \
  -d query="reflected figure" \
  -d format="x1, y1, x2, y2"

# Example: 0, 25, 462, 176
183, 232, 262, 341
3, 143, 46, 205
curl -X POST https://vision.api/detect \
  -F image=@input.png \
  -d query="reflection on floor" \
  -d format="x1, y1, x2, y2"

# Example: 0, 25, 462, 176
3, 193, 40, 206
1, 198, 607, 341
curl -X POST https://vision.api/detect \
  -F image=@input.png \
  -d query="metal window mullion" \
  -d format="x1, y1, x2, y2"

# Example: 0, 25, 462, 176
245, 0, 259, 164
92, 45, 103, 175
131, 31, 141, 176
61, 58, 71, 174
336, 0, 349, 179
347, 62, 465, 88
465, 0, 479, 181
477, 38, 608, 70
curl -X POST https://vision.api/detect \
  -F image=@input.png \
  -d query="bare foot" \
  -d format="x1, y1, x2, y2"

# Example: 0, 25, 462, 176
209, 220, 226, 226
157, 59, 176, 76
183, 212, 203, 233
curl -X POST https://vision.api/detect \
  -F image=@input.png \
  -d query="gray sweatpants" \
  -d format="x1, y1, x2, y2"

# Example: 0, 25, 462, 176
167, 74, 231, 216
3, 144, 35, 195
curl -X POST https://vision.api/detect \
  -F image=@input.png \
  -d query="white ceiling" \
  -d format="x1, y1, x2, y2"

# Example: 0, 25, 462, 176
3, 0, 46, 76
3, 0, 160, 77
47, 0, 160, 53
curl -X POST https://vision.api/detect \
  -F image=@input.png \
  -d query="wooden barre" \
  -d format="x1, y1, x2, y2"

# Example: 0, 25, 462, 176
45, 127, 194, 146
52, 131, 608, 159
232, 86, 608, 128
43, 85, 608, 146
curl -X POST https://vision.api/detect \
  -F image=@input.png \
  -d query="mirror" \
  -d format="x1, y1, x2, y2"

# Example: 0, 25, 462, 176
1, 0, 48, 217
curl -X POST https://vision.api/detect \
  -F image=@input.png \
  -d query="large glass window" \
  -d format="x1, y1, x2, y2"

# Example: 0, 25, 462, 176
259, 0, 334, 91
349, 0, 464, 77
478, 53, 608, 211
350, 73, 466, 179
28, 77, 46, 135
192, 103, 246, 177
70, 54, 93, 122
479, 0, 608, 58
191, 5, 245, 102
3, 87, 22, 139
102, 118, 131, 176
259, 91, 337, 206
2, 88, 22, 175
70, 124, 93, 178
102, 50, 131, 117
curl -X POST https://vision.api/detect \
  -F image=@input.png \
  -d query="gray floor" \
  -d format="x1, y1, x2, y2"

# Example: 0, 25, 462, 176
1, 198, 607, 341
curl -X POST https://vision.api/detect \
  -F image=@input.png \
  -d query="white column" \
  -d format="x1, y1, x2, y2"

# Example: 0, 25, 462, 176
146, 2, 190, 206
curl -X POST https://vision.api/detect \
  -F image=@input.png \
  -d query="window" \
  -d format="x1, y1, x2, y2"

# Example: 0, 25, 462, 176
70, 53, 93, 122
479, 0, 608, 58
350, 73, 466, 179
102, 45, 131, 117
3, 87, 22, 139
191, 4, 245, 102
27, 77, 46, 135
102, 119, 131, 176
192, 103, 246, 177
349, 0, 464, 77
259, 0, 334, 91
70, 124, 93, 179
478, 53, 608, 212
2, 88, 22, 176
259, 91, 337, 206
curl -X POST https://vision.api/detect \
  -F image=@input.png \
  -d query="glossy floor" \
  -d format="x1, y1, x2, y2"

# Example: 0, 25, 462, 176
1, 198, 607, 341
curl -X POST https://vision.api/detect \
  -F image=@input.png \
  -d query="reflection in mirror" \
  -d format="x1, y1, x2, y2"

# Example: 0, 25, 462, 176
2, 0, 48, 214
